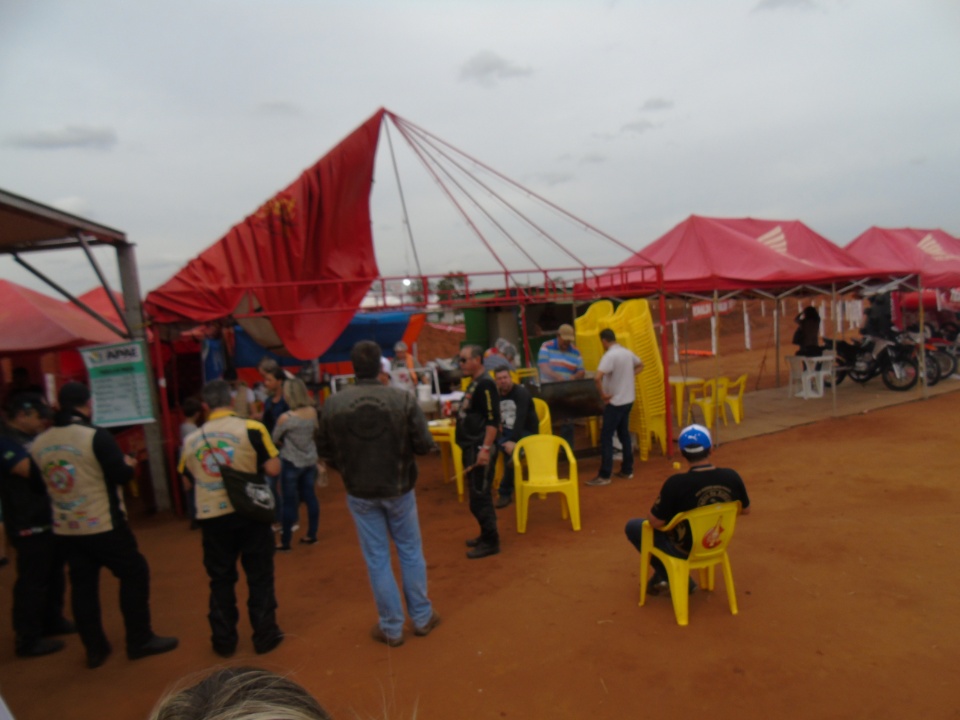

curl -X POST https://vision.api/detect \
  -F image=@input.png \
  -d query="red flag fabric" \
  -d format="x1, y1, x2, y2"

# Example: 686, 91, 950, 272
145, 109, 385, 359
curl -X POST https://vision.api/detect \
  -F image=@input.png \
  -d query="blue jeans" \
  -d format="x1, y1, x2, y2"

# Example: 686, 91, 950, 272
599, 402, 633, 478
346, 490, 433, 639
624, 518, 688, 578
280, 461, 319, 547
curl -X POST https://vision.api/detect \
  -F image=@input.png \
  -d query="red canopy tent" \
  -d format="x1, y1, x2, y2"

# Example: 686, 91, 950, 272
0, 279, 123, 354
845, 227, 960, 290
583, 215, 878, 295
144, 110, 385, 360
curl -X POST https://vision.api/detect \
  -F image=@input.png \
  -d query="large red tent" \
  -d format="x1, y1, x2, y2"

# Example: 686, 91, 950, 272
583, 215, 878, 295
144, 110, 385, 360
845, 227, 960, 290
0, 279, 123, 354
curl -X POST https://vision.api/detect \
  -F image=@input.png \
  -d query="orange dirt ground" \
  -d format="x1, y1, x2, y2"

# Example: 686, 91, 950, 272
2, 304, 958, 719
1, 390, 958, 719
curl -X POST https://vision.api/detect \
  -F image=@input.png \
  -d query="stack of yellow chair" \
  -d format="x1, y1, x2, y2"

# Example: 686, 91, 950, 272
597, 299, 666, 461
575, 300, 614, 448
574, 299, 613, 374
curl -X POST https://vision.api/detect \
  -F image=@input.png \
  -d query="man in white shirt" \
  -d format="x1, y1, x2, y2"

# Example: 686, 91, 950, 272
587, 329, 643, 487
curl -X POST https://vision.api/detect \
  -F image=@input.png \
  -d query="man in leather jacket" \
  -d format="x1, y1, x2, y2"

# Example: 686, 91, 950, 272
316, 340, 439, 647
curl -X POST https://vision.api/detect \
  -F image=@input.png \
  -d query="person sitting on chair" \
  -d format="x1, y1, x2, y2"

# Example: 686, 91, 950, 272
493, 367, 538, 510
793, 306, 823, 357
624, 424, 750, 597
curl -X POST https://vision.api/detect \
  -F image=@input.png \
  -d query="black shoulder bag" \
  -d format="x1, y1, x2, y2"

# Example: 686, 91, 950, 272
201, 429, 275, 524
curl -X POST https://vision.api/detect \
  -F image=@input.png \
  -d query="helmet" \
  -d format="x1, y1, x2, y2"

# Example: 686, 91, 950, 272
678, 424, 712, 453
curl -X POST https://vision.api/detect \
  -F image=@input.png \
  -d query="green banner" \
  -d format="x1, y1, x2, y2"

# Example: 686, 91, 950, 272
80, 340, 155, 427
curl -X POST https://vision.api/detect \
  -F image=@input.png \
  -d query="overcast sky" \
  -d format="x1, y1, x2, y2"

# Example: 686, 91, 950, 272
1, 0, 958, 297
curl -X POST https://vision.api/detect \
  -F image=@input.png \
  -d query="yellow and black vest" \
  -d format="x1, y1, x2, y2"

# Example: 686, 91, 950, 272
180, 411, 270, 520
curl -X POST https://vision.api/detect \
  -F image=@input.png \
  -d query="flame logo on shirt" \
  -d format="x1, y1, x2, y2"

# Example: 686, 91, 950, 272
44, 460, 76, 494
702, 517, 725, 549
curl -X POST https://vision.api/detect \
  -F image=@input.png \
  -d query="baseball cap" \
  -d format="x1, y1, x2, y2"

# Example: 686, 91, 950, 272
678, 424, 712, 452
558, 324, 576, 341
7, 392, 51, 419
58, 382, 91, 409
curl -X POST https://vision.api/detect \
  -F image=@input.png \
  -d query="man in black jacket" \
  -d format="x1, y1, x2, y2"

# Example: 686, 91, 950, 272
0, 393, 74, 658
456, 345, 501, 559
493, 368, 537, 509
317, 341, 439, 648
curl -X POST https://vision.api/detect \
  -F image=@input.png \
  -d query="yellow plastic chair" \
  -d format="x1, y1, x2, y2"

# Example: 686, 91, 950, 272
494, 398, 549, 491
427, 422, 465, 502
513, 434, 580, 533
638, 501, 742, 626
686, 379, 718, 428
516, 367, 539, 383
586, 417, 600, 447
532, 397, 552, 435
718, 374, 747, 425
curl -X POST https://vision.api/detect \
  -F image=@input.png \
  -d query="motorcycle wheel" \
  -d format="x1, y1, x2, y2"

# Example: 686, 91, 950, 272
847, 356, 874, 383
881, 357, 919, 391
934, 349, 957, 379
922, 351, 941, 386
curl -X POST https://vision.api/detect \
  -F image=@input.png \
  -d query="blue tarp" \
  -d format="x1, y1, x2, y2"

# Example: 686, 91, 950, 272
227, 312, 413, 368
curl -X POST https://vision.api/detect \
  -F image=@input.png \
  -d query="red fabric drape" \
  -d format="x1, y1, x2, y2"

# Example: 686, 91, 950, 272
145, 109, 385, 359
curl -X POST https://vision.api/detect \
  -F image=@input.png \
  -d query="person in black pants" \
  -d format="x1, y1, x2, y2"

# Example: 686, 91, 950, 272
180, 379, 283, 657
31, 383, 178, 668
455, 345, 501, 559
0, 393, 75, 658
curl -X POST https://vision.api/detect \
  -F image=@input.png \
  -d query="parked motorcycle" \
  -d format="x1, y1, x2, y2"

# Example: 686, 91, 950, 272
822, 333, 920, 391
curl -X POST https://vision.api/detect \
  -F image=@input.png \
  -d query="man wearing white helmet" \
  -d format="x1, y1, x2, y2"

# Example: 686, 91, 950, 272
624, 424, 750, 597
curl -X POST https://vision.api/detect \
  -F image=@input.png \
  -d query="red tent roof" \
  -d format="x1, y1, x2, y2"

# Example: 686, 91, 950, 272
585, 215, 876, 294
0, 280, 123, 354
144, 109, 385, 359
845, 227, 960, 289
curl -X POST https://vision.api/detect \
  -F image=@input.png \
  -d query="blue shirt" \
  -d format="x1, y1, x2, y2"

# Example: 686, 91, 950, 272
537, 339, 584, 382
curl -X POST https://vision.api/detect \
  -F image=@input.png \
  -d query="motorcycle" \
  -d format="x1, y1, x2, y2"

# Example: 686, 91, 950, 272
822, 333, 920, 391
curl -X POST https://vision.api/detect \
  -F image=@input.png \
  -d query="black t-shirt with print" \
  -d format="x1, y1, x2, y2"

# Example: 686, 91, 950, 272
650, 466, 750, 552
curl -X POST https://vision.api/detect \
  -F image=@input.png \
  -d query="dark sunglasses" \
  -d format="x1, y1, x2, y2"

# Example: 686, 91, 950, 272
458, 356, 470, 363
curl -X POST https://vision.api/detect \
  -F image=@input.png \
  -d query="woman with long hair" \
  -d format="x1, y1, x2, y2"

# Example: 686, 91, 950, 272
271, 378, 320, 551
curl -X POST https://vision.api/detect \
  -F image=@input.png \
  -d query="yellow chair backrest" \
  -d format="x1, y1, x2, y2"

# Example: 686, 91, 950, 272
513, 434, 580, 533
532, 397, 552, 435
718, 373, 747, 424
664, 501, 741, 563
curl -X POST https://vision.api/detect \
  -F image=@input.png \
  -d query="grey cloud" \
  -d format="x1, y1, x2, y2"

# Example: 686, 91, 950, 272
459, 51, 533, 87
753, 0, 817, 11
621, 119, 657, 134
640, 98, 673, 112
534, 171, 574, 187
256, 101, 303, 116
579, 153, 607, 165
6, 125, 118, 150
